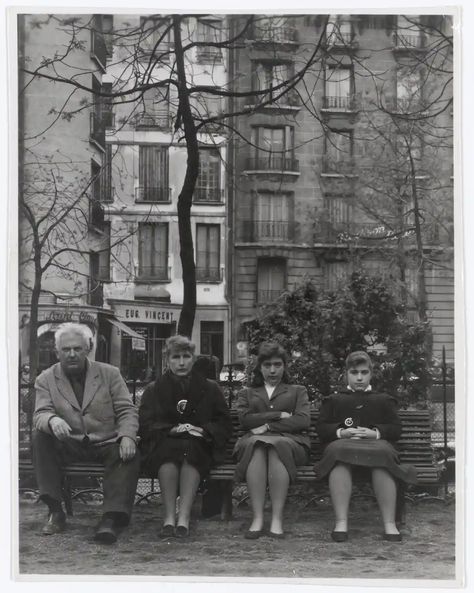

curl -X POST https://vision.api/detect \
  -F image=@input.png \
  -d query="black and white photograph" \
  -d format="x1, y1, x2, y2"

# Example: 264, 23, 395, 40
8, 3, 465, 585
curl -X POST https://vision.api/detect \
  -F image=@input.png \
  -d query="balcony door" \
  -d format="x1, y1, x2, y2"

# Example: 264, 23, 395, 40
325, 67, 352, 109
255, 193, 291, 241
138, 145, 169, 202
252, 126, 293, 169
257, 258, 286, 303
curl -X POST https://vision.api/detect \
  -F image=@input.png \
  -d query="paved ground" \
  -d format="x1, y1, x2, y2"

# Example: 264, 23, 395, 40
17, 489, 456, 581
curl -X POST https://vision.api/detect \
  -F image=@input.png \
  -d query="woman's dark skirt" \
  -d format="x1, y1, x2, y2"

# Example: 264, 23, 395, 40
314, 439, 418, 484
145, 435, 213, 479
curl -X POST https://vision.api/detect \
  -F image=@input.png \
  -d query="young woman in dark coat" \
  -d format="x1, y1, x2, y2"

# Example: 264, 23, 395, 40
139, 336, 232, 538
315, 351, 417, 543
234, 342, 311, 539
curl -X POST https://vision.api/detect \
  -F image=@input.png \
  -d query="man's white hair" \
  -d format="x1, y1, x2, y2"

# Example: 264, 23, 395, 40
54, 323, 94, 350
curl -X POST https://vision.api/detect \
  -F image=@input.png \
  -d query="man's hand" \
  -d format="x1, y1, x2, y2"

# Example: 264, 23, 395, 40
49, 416, 72, 441
251, 424, 268, 435
280, 411, 292, 419
119, 436, 136, 461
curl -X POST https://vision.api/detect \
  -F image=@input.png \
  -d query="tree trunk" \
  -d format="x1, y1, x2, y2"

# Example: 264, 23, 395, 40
173, 16, 199, 338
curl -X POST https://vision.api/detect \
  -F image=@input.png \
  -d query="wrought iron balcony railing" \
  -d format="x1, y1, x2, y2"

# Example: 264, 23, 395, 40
196, 47, 223, 62
135, 110, 171, 129
251, 24, 297, 44
245, 155, 299, 173
196, 267, 223, 282
257, 289, 285, 304
325, 31, 358, 49
193, 187, 224, 203
392, 32, 427, 50
239, 220, 295, 242
135, 186, 171, 203
321, 155, 356, 175
322, 95, 357, 111
135, 265, 171, 282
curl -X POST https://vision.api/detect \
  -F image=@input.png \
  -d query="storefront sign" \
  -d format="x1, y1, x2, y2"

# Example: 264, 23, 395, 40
39, 310, 98, 327
115, 304, 178, 323
132, 337, 146, 351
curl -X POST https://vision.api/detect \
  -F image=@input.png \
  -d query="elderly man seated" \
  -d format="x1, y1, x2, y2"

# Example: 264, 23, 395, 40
32, 322, 140, 544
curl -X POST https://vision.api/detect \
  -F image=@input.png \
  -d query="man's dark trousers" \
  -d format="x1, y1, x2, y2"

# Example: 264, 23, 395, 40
33, 430, 140, 520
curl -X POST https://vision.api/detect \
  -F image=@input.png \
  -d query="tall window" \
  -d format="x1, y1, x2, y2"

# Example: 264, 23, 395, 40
200, 321, 224, 368
137, 145, 169, 202
326, 15, 353, 45
395, 15, 424, 48
196, 224, 220, 281
253, 62, 294, 103
137, 87, 170, 128
254, 16, 295, 43
257, 258, 286, 303
196, 19, 222, 61
195, 148, 221, 202
397, 67, 423, 112
324, 67, 353, 110
100, 145, 113, 203
324, 195, 352, 240
138, 222, 169, 280
254, 193, 291, 241
324, 130, 353, 173
326, 261, 349, 291
251, 126, 294, 170
139, 17, 173, 59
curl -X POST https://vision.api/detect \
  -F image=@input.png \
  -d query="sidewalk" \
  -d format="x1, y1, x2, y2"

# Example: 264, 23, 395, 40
18, 493, 456, 580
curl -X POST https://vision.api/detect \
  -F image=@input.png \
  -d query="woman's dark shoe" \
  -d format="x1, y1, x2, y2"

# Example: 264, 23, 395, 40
244, 529, 264, 540
383, 532, 402, 542
268, 531, 285, 539
331, 530, 348, 542
159, 524, 175, 538
42, 510, 66, 535
175, 525, 190, 538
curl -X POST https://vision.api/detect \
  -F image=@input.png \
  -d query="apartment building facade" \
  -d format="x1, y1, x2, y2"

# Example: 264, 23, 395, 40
229, 14, 454, 364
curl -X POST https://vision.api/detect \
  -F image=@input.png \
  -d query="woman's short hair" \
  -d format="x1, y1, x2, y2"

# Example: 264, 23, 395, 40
54, 323, 93, 350
164, 335, 196, 357
252, 341, 291, 386
345, 350, 373, 371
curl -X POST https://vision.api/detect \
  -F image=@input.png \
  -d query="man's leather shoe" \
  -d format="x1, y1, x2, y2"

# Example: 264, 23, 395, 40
331, 530, 348, 542
94, 516, 118, 544
42, 511, 66, 535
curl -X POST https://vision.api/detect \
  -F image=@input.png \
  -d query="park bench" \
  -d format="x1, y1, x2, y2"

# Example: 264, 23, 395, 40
19, 407, 440, 523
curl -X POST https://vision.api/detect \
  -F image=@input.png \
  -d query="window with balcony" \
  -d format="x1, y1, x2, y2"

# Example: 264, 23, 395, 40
139, 16, 173, 60
396, 67, 423, 113
323, 129, 354, 174
252, 61, 297, 106
326, 261, 350, 291
196, 224, 221, 282
189, 88, 224, 125
325, 15, 354, 47
136, 87, 170, 129
252, 192, 292, 242
257, 258, 286, 303
137, 145, 170, 202
196, 19, 223, 62
100, 145, 113, 203
394, 15, 425, 50
323, 67, 354, 111
195, 148, 222, 203
323, 195, 352, 241
253, 16, 296, 44
90, 76, 111, 148
89, 160, 105, 231
138, 222, 169, 281
249, 126, 297, 172
90, 14, 107, 70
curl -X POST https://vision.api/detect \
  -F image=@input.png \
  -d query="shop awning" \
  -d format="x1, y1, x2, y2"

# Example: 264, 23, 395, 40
106, 317, 145, 341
